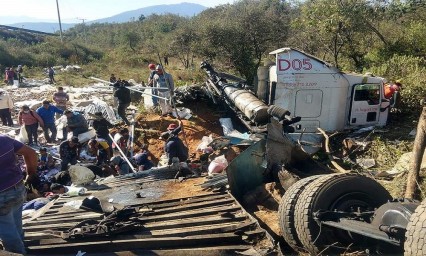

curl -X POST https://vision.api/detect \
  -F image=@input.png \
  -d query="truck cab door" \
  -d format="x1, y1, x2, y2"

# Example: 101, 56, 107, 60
349, 84, 381, 126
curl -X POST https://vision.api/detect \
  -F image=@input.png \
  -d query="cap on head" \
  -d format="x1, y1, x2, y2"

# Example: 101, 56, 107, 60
156, 64, 163, 71
167, 123, 177, 131
71, 136, 79, 143
148, 63, 156, 70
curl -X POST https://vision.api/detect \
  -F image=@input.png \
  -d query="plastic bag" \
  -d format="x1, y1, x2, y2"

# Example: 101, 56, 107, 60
77, 129, 96, 143
66, 186, 88, 197
208, 155, 228, 176
16, 125, 29, 143
219, 118, 234, 136
143, 88, 154, 108
196, 135, 213, 152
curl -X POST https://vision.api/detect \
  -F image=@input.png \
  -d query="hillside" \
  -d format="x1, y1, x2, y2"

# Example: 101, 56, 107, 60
3, 2, 206, 33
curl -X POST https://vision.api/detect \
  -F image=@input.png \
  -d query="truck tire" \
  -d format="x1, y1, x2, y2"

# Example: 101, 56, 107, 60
294, 173, 392, 255
278, 175, 322, 252
405, 199, 426, 255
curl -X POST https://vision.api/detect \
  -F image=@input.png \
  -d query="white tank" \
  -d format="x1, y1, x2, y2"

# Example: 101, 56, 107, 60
223, 85, 269, 124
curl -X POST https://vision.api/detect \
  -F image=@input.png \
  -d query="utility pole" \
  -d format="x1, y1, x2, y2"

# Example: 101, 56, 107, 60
77, 17, 87, 43
56, 0, 63, 42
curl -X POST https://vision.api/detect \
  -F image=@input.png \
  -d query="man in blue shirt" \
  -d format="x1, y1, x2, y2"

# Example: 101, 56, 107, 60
36, 100, 63, 143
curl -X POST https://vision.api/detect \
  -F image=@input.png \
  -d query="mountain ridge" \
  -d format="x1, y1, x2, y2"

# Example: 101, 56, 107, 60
2, 2, 206, 33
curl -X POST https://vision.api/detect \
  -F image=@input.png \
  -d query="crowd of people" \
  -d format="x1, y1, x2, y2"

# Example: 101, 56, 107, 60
0, 61, 190, 254
3, 65, 56, 86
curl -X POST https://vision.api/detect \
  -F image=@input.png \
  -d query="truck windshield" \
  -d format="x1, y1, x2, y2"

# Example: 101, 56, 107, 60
353, 84, 380, 105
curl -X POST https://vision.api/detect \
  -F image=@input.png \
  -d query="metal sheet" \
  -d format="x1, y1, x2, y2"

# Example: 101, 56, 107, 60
227, 139, 266, 199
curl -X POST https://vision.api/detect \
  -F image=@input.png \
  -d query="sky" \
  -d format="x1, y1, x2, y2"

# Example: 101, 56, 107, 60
0, 0, 235, 23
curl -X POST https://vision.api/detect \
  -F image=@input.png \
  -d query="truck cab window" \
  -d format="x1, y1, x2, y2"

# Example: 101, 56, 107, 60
354, 84, 380, 105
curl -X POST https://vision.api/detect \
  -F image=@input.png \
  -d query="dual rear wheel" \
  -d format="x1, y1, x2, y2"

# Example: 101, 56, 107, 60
278, 173, 392, 255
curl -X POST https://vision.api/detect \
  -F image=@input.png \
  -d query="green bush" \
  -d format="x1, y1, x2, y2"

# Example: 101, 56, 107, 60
367, 55, 426, 113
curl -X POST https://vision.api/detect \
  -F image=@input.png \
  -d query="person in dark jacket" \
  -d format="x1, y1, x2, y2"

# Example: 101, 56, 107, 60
113, 83, 131, 126
110, 155, 131, 175
64, 110, 89, 137
160, 131, 188, 165
59, 136, 81, 171
92, 112, 114, 152
132, 144, 154, 171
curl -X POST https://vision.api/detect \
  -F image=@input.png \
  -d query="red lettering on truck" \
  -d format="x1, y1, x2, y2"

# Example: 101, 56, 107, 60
278, 58, 312, 71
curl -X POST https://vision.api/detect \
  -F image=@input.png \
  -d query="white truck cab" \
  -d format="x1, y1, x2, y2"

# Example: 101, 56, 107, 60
266, 48, 389, 133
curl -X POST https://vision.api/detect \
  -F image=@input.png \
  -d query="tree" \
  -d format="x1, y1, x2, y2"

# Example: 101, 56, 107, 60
405, 107, 426, 200
196, 0, 290, 83
291, 0, 389, 70
170, 20, 199, 69
123, 31, 140, 52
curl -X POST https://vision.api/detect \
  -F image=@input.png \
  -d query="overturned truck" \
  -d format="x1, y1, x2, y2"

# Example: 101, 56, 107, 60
200, 48, 425, 255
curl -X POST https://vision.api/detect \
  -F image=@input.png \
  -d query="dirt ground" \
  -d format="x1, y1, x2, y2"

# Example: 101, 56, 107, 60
132, 101, 224, 164
159, 177, 209, 200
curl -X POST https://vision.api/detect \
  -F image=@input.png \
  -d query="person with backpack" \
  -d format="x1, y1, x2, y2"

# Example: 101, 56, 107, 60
113, 82, 131, 126
18, 105, 44, 146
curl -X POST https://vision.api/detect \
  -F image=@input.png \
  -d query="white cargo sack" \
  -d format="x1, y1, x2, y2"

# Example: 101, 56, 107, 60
77, 129, 96, 143
69, 165, 95, 185
16, 125, 29, 143
196, 135, 213, 152
66, 186, 87, 197
143, 88, 154, 108
219, 118, 234, 136
208, 155, 228, 176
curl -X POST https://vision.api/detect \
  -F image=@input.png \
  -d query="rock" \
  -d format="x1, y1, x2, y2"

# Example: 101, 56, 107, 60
356, 158, 376, 169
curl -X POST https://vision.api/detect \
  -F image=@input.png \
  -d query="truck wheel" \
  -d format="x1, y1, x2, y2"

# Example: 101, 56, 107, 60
294, 173, 392, 255
278, 175, 322, 252
405, 199, 426, 255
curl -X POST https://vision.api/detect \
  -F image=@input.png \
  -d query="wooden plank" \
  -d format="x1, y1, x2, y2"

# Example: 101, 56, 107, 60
25, 221, 256, 246
149, 198, 236, 215
134, 193, 228, 208
74, 245, 253, 256
142, 215, 248, 230
27, 204, 241, 226
25, 214, 103, 226
27, 233, 243, 254
32, 211, 100, 221
23, 214, 247, 232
